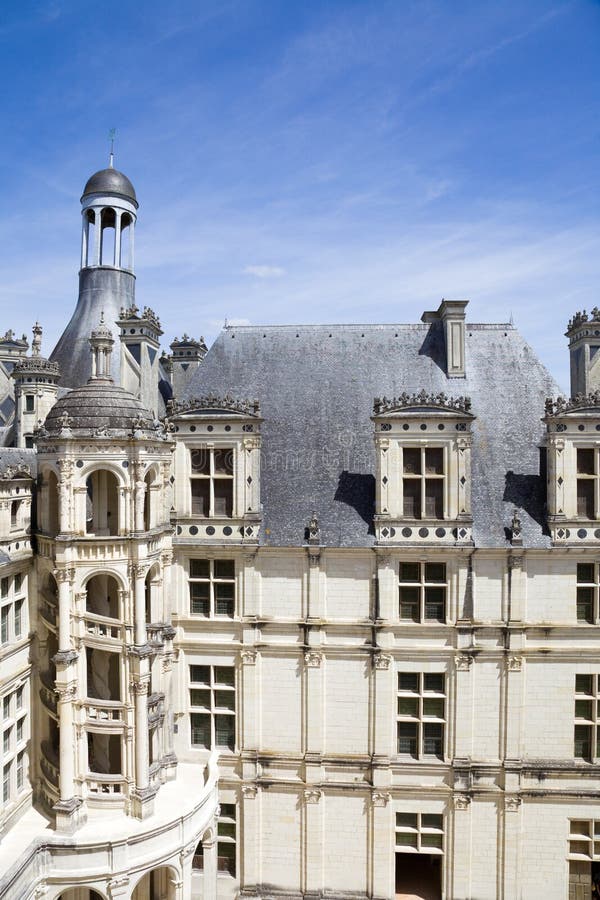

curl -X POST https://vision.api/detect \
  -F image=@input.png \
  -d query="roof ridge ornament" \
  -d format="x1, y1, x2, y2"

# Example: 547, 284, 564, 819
567, 308, 600, 332
168, 395, 261, 417
373, 390, 472, 415
545, 393, 600, 416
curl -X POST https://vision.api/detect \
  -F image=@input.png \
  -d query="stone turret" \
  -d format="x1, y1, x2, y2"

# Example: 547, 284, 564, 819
169, 334, 207, 400
50, 160, 139, 388
11, 323, 60, 447
117, 304, 163, 414
566, 307, 600, 397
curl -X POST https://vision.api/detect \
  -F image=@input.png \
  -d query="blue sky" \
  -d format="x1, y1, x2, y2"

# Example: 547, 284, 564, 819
1, 0, 599, 391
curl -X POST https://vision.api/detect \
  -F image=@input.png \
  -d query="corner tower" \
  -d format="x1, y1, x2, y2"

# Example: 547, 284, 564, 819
50, 159, 139, 388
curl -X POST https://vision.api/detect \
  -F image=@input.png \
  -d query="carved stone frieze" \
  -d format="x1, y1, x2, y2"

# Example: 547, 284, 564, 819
454, 794, 471, 810
373, 652, 392, 670
371, 790, 391, 807
504, 795, 521, 811
507, 655, 523, 672
455, 654, 473, 671
241, 648, 258, 665
304, 788, 322, 804
373, 391, 472, 416
304, 650, 323, 668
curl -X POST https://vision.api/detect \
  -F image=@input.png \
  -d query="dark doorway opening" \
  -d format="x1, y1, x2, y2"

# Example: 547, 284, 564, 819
395, 852, 442, 900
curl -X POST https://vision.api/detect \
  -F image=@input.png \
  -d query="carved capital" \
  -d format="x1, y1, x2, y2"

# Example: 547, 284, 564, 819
509, 554, 524, 570
130, 562, 148, 580
373, 651, 392, 670
504, 795, 521, 811
308, 550, 320, 568
304, 649, 323, 668
242, 783, 258, 799
130, 680, 149, 696
455, 654, 473, 671
161, 550, 173, 566
241, 648, 257, 665
507, 655, 523, 672
371, 790, 391, 807
454, 794, 471, 810
53, 566, 75, 585
304, 788, 322, 804
56, 684, 77, 701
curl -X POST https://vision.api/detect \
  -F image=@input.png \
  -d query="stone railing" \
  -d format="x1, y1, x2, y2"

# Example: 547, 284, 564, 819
85, 699, 125, 725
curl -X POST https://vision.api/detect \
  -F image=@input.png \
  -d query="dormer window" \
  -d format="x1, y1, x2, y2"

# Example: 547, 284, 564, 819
191, 448, 234, 517
373, 392, 474, 545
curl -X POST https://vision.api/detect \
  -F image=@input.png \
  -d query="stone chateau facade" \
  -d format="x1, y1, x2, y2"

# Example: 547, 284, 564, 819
0, 160, 599, 900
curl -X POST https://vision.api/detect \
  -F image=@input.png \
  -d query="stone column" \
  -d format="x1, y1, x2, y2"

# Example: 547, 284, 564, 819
130, 677, 152, 819
81, 213, 88, 268
129, 217, 135, 270
454, 653, 474, 758
57, 459, 73, 534
241, 785, 260, 890
133, 466, 146, 533
201, 827, 218, 900
55, 567, 74, 652
53, 680, 83, 832
133, 563, 147, 646
114, 210, 122, 267
93, 208, 101, 266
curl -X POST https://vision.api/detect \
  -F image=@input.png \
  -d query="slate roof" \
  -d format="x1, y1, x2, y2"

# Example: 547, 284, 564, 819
82, 167, 137, 205
184, 321, 561, 549
0, 447, 37, 478
45, 381, 153, 433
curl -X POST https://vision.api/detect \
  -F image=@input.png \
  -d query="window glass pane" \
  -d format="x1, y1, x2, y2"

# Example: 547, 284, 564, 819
421, 833, 443, 849
214, 480, 233, 517
190, 449, 210, 474
423, 723, 444, 757
190, 665, 210, 684
398, 672, 419, 692
215, 714, 235, 749
14, 600, 23, 637
578, 449, 596, 475
191, 480, 210, 516
425, 448, 443, 474
218, 842, 236, 875
403, 480, 421, 518
218, 822, 236, 840
215, 560, 235, 578
215, 584, 234, 616
1, 607, 8, 643
577, 479, 595, 518
1, 578, 8, 598
190, 713, 211, 748
396, 812, 418, 829
398, 697, 419, 717
423, 673, 444, 693
399, 563, 420, 582
399, 586, 419, 622
214, 667, 234, 687
3, 696, 10, 718
576, 675, 594, 694
190, 559, 210, 578
424, 587, 445, 621
220, 803, 236, 819
425, 479, 443, 518
190, 689, 211, 708
425, 563, 446, 583
576, 699, 594, 719
215, 690, 235, 711
396, 832, 418, 848
577, 587, 594, 623
16, 687, 23, 710
14, 573, 22, 593
423, 698, 445, 718
422, 813, 443, 830
575, 724, 592, 759
397, 722, 418, 757
403, 448, 421, 475
190, 583, 210, 616
214, 450, 234, 475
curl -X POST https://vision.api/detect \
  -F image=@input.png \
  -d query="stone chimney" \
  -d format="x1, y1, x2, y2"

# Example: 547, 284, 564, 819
421, 299, 468, 378
169, 335, 207, 400
566, 307, 600, 397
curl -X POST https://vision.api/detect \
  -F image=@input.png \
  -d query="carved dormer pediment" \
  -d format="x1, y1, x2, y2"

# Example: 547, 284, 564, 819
168, 395, 261, 419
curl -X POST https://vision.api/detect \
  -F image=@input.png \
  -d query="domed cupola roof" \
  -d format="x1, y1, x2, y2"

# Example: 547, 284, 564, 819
82, 167, 137, 206
44, 382, 154, 434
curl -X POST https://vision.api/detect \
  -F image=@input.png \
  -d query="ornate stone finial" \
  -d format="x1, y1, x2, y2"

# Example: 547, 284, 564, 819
89, 313, 114, 381
32, 322, 42, 357
167, 395, 261, 418
545, 392, 600, 416
307, 511, 320, 544
510, 509, 522, 546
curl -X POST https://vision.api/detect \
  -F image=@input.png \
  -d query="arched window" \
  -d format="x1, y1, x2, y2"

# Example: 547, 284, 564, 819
10, 499, 20, 529
100, 207, 116, 266
144, 468, 156, 531
86, 470, 119, 536
85, 573, 120, 620
87, 732, 122, 776
120, 213, 132, 269
85, 208, 97, 266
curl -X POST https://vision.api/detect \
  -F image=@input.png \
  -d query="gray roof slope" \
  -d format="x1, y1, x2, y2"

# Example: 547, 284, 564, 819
184, 322, 561, 548
0, 447, 37, 478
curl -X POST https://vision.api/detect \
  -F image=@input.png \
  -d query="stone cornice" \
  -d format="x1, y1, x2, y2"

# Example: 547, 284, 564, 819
373, 390, 473, 416
168, 394, 261, 418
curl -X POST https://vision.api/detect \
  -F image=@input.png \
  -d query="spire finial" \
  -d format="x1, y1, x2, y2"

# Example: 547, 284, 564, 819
108, 128, 116, 168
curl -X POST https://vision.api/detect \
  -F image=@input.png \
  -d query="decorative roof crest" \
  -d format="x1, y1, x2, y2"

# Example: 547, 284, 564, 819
168, 395, 261, 417
0, 463, 32, 481
373, 390, 472, 416
545, 393, 600, 416
567, 308, 600, 332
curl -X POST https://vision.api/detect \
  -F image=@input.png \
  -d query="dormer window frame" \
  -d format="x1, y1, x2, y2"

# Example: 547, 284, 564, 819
372, 392, 474, 545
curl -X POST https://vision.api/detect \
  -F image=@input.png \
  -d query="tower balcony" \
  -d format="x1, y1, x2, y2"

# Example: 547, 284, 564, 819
85, 699, 126, 726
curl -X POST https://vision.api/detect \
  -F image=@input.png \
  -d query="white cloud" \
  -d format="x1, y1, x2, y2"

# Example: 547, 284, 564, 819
243, 265, 286, 279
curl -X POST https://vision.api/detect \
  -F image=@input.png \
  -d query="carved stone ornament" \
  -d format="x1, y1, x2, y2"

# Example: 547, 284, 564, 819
373, 652, 392, 670
107, 876, 130, 898
53, 566, 75, 584
507, 655, 523, 672
304, 650, 323, 668
510, 509, 522, 546
33, 887, 48, 899
242, 783, 258, 799
241, 648, 257, 665
373, 391, 473, 416
179, 839, 196, 863
304, 788, 322, 804
0, 463, 32, 481
307, 511, 320, 544
56, 684, 78, 702
167, 394, 261, 417
545, 392, 600, 416
130, 680, 149, 696
371, 790, 391, 807
455, 654, 473, 671
504, 795, 521, 811
454, 794, 471, 810
509, 554, 523, 570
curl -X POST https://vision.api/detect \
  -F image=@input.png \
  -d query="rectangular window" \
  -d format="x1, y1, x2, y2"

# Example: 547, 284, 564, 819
397, 672, 446, 760
577, 563, 598, 623
395, 811, 444, 854
574, 674, 600, 761
399, 562, 447, 623
217, 803, 237, 875
14, 600, 23, 638
189, 665, 235, 751
25, 395, 35, 412
1, 578, 8, 598
16, 717, 24, 744
577, 449, 598, 518
2, 695, 10, 720
14, 573, 22, 595
1, 606, 8, 644
16, 686, 23, 711
189, 559, 235, 617
190, 448, 234, 517
402, 447, 445, 519
3, 727, 11, 754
